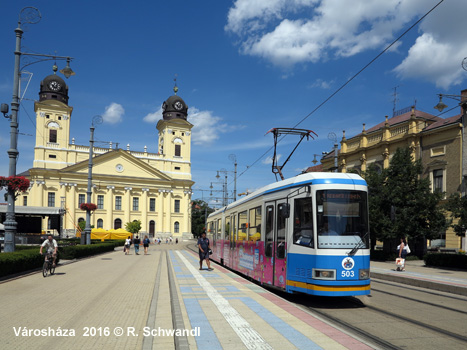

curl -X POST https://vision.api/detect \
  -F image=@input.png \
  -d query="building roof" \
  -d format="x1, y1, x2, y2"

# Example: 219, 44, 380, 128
421, 114, 462, 132
304, 164, 323, 172
364, 109, 441, 134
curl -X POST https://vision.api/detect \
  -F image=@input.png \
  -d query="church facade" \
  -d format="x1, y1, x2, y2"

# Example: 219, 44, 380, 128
18, 70, 194, 238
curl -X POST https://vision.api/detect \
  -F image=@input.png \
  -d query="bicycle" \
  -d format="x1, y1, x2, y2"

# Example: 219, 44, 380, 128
42, 252, 56, 277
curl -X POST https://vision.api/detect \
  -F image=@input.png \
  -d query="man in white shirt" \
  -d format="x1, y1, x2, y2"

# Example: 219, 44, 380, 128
40, 235, 58, 267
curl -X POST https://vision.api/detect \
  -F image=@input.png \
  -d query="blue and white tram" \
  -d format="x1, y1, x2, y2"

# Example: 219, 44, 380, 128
206, 172, 370, 297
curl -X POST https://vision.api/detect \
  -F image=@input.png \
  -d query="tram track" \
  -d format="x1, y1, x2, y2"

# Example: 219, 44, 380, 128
186, 244, 467, 349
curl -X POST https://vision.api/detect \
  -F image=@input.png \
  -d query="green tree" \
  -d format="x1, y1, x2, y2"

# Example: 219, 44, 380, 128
191, 199, 214, 238
78, 221, 94, 232
363, 147, 447, 256
443, 193, 467, 236
125, 220, 142, 234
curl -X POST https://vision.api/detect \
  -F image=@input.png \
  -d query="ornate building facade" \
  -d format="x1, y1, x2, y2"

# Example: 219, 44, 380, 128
321, 92, 467, 249
18, 71, 194, 238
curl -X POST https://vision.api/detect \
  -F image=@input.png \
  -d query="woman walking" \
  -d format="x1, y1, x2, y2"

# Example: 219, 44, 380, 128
143, 235, 150, 255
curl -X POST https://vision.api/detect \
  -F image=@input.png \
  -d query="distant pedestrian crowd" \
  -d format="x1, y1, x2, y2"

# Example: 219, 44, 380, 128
124, 235, 179, 255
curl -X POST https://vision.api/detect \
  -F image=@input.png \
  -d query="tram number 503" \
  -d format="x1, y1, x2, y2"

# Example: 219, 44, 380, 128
341, 270, 355, 278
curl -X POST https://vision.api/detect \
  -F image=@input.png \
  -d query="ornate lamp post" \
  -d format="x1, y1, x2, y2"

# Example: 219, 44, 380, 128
1, 7, 76, 252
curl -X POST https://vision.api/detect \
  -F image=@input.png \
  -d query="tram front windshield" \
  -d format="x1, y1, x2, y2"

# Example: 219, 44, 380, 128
316, 190, 369, 249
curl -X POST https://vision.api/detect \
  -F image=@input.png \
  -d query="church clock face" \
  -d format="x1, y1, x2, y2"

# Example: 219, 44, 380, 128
174, 101, 183, 110
115, 164, 124, 173
48, 81, 61, 91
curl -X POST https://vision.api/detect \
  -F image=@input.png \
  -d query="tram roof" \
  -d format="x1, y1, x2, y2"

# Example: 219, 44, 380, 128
210, 172, 366, 216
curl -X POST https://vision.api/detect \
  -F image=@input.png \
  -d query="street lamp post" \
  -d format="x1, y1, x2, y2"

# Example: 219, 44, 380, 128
1, 7, 75, 252
82, 116, 103, 245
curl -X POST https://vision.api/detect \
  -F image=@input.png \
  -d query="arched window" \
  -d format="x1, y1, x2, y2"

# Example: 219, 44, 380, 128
78, 218, 85, 224
114, 218, 122, 229
97, 219, 103, 229
149, 220, 155, 235
174, 221, 179, 233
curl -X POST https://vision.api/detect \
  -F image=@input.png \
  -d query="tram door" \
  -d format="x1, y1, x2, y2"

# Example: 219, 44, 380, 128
264, 200, 288, 288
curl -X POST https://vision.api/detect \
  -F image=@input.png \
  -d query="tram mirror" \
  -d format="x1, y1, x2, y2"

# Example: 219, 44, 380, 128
305, 185, 311, 193
279, 203, 290, 218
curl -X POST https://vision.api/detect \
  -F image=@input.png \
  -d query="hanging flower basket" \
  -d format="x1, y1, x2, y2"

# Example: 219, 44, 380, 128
80, 203, 97, 212
0, 176, 30, 193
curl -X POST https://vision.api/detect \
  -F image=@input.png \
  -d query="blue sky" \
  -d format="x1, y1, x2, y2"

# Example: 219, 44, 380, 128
1, 0, 466, 207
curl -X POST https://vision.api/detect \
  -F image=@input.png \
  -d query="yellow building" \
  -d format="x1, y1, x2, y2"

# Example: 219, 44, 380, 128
18, 71, 194, 238
321, 97, 466, 249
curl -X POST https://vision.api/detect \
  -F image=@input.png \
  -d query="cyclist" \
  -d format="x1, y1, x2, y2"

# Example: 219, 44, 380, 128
40, 234, 58, 267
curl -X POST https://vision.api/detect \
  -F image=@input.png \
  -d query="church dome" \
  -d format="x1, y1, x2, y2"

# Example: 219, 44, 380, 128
162, 86, 188, 121
39, 69, 69, 105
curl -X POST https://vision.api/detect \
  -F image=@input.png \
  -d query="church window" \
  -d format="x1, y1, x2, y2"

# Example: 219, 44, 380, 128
97, 219, 103, 229
133, 197, 139, 211
49, 129, 57, 143
174, 199, 180, 213
149, 198, 156, 212
49, 154, 56, 159
175, 144, 181, 157
46, 115, 50, 119
175, 167, 180, 170
115, 196, 122, 210
174, 221, 180, 233
97, 195, 104, 209
48, 192, 55, 207
114, 218, 122, 229
23, 196, 28, 206
58, 116, 61, 120
78, 194, 85, 207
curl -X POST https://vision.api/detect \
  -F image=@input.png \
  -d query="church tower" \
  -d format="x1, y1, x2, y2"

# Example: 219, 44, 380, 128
157, 84, 193, 175
33, 65, 73, 169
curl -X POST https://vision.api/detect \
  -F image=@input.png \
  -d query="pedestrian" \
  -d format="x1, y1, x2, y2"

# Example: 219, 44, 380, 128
133, 235, 141, 255
125, 236, 131, 255
176, 238, 178, 244
397, 237, 408, 271
143, 235, 150, 255
198, 231, 212, 271
169, 236, 173, 244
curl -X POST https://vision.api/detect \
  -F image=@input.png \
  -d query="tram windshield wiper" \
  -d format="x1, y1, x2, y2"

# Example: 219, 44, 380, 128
347, 231, 369, 256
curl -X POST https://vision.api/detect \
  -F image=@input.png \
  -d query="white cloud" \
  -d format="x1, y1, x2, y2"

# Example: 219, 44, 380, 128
308, 78, 334, 89
262, 154, 282, 165
143, 106, 163, 123
188, 107, 243, 145
102, 103, 124, 124
226, 0, 467, 88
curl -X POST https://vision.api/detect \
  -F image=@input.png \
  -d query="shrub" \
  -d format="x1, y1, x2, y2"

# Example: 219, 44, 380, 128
0, 250, 43, 277
424, 253, 467, 269
58, 242, 117, 260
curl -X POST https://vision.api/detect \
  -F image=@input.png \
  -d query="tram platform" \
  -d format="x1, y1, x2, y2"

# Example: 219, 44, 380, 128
370, 259, 467, 296
166, 247, 373, 350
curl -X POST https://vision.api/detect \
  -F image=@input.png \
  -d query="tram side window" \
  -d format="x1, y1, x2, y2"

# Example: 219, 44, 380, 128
216, 218, 222, 243
230, 214, 236, 248
224, 216, 231, 241
276, 203, 287, 259
293, 197, 314, 248
238, 211, 248, 241
265, 205, 274, 257
248, 206, 262, 241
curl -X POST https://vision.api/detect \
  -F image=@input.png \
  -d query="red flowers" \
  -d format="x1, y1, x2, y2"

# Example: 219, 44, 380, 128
0, 176, 30, 193
80, 203, 97, 212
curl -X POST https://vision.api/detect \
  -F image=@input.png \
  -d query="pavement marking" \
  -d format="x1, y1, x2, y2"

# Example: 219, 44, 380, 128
183, 298, 223, 350
240, 297, 324, 350
176, 250, 273, 350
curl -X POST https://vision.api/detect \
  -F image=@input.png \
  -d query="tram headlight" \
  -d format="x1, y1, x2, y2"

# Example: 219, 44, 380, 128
359, 269, 370, 280
312, 269, 336, 280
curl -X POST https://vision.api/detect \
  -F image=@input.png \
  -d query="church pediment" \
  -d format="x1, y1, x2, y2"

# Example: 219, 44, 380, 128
61, 149, 172, 181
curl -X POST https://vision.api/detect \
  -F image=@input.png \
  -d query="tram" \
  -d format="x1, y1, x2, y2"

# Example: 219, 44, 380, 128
206, 172, 370, 297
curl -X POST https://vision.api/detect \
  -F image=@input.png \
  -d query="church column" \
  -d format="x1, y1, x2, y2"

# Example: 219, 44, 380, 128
141, 188, 149, 234
124, 187, 132, 226
68, 184, 77, 231
183, 191, 192, 237
37, 181, 45, 207
165, 191, 173, 236
157, 190, 166, 235
106, 186, 115, 230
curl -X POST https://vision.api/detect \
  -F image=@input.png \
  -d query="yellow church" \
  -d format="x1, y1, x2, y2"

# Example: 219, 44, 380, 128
17, 69, 194, 239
